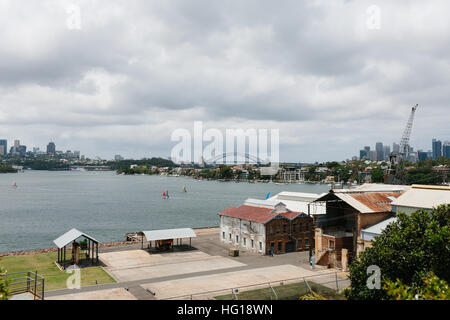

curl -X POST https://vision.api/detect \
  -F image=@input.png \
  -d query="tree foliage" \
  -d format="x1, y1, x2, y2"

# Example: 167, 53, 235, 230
346, 205, 450, 300
0, 260, 9, 300
383, 271, 450, 300
370, 167, 384, 183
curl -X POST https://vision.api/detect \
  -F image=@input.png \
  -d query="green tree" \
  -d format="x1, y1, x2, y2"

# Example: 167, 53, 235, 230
346, 205, 450, 300
218, 165, 233, 179
0, 260, 9, 300
370, 167, 384, 183
383, 271, 450, 300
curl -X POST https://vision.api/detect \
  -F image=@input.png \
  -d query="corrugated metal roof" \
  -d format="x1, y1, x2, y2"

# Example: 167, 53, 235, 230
219, 205, 306, 224
391, 187, 450, 209
244, 198, 284, 208
53, 228, 101, 249
269, 192, 327, 215
314, 191, 403, 213
347, 184, 411, 193
361, 217, 397, 241
142, 228, 197, 241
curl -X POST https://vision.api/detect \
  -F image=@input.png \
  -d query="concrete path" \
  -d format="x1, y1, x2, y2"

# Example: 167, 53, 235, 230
141, 264, 319, 300
47, 288, 137, 300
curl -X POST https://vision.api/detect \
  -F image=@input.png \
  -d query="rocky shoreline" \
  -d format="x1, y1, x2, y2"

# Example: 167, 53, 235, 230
0, 241, 136, 258
0, 227, 219, 258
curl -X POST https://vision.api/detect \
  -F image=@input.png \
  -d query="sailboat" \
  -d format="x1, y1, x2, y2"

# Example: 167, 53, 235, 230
12, 182, 17, 188
162, 189, 170, 200
182, 186, 187, 193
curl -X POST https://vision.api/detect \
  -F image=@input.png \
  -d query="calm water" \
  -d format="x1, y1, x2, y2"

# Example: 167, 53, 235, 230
0, 171, 330, 252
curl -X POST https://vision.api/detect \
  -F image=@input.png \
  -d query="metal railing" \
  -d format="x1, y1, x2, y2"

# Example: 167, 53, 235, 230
2, 271, 45, 300
163, 271, 350, 300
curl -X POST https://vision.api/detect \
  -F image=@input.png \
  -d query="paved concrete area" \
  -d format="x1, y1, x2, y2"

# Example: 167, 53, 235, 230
47, 288, 137, 300
100, 250, 246, 282
9, 292, 35, 300
141, 264, 319, 300
126, 286, 157, 300
100, 250, 213, 269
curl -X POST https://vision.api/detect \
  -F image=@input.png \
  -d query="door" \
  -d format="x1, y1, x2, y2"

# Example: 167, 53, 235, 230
286, 241, 294, 253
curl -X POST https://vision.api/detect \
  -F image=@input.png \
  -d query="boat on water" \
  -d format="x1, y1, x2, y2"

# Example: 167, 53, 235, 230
182, 186, 187, 193
162, 190, 170, 199
12, 182, 17, 188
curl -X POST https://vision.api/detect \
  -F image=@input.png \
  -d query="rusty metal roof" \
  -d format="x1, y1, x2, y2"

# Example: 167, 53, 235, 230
219, 205, 307, 224
314, 191, 404, 214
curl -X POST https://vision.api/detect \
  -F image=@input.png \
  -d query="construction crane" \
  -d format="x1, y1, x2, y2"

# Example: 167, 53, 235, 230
399, 104, 419, 160
387, 104, 419, 184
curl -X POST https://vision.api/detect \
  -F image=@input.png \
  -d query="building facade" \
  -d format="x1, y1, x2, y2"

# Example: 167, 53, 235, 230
0, 140, 7, 156
312, 184, 409, 268
219, 201, 314, 255
432, 139, 442, 160
47, 142, 56, 155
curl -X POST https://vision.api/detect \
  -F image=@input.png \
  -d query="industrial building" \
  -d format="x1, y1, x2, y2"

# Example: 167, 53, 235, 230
311, 184, 409, 269
219, 198, 314, 255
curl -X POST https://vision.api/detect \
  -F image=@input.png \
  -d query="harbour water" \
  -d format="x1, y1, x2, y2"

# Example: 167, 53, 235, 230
0, 171, 330, 253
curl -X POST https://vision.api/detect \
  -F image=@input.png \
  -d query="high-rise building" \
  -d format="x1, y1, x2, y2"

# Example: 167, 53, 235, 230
393, 143, 400, 154
364, 146, 370, 152
360, 149, 368, 160
0, 140, 7, 156
18, 145, 26, 156
375, 142, 384, 161
418, 151, 428, 162
47, 142, 56, 155
383, 145, 391, 160
432, 139, 442, 160
443, 142, 450, 159
368, 150, 377, 161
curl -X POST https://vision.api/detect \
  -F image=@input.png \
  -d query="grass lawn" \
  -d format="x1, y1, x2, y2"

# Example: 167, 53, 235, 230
0, 252, 115, 291
215, 281, 345, 300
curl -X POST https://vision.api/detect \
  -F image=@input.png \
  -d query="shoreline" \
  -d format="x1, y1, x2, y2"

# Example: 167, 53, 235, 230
0, 226, 220, 257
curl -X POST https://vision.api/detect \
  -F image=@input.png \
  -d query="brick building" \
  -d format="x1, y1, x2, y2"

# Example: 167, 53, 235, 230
219, 199, 314, 255
312, 185, 408, 269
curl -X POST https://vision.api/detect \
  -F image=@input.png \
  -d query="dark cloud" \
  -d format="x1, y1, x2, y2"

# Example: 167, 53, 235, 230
0, 0, 449, 161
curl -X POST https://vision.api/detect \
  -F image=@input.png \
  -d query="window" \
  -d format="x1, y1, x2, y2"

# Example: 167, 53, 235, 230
278, 242, 282, 251
306, 223, 309, 231
276, 225, 280, 234
305, 239, 310, 247
298, 239, 302, 249
259, 242, 263, 250
222, 232, 225, 239
299, 223, 303, 232
251, 239, 254, 248
269, 226, 273, 235
293, 224, 297, 232
236, 235, 239, 243
229, 233, 232, 241
283, 224, 287, 233
329, 240, 335, 250
243, 238, 247, 246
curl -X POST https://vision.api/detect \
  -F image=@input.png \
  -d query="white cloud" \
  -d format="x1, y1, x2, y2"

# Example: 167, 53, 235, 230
0, 0, 449, 161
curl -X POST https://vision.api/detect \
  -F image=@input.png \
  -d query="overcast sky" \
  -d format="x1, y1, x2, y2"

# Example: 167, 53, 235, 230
0, 0, 449, 162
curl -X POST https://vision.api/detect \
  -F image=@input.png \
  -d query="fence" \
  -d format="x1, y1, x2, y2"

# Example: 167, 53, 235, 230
2, 271, 45, 300
164, 271, 350, 300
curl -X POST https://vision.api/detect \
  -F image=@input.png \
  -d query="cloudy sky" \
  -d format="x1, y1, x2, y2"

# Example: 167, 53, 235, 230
0, 0, 449, 162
